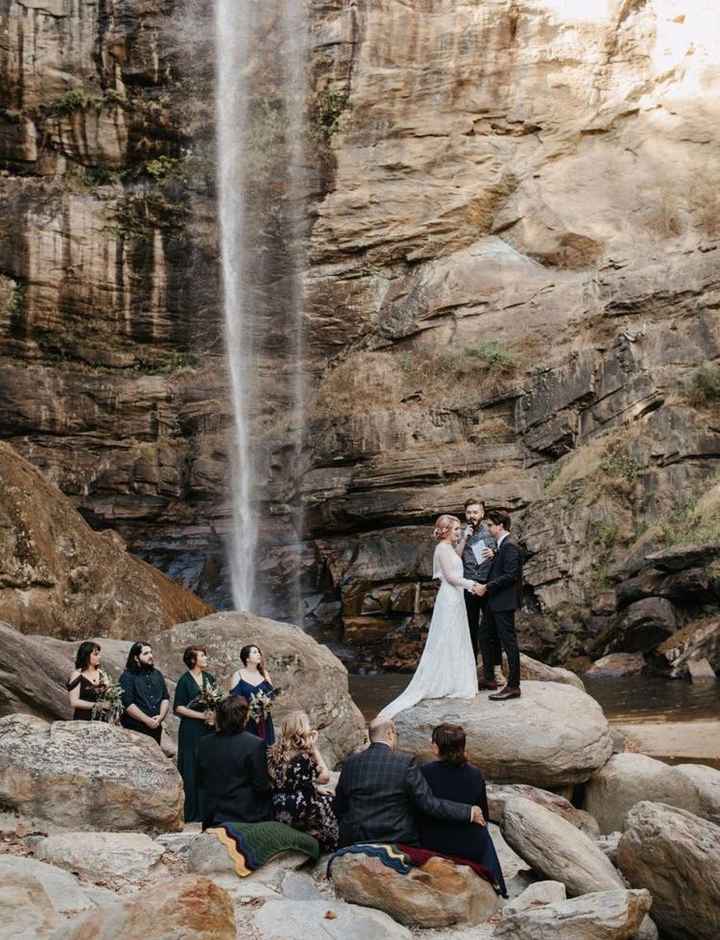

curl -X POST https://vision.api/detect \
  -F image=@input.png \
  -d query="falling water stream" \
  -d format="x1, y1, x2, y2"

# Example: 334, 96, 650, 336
216, 0, 308, 614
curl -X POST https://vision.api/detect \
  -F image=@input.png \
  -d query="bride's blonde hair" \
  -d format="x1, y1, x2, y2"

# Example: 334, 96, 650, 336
433, 514, 460, 541
268, 710, 314, 786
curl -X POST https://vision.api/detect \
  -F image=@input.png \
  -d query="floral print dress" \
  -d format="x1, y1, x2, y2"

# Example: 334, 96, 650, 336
271, 753, 338, 851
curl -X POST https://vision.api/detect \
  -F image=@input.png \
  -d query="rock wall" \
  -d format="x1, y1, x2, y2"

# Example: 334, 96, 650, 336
1, 0, 720, 666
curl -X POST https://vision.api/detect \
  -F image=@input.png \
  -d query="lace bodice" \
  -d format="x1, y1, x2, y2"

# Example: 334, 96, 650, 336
433, 542, 476, 591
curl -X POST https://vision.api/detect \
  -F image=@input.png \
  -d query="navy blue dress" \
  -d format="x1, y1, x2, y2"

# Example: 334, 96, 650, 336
230, 677, 275, 745
419, 760, 507, 897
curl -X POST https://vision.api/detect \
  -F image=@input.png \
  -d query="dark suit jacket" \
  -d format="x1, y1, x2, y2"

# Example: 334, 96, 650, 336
486, 536, 523, 611
196, 730, 272, 827
333, 742, 472, 847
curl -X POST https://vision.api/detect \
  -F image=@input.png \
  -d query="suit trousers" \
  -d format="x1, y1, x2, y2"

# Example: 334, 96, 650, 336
465, 589, 501, 678
490, 608, 521, 689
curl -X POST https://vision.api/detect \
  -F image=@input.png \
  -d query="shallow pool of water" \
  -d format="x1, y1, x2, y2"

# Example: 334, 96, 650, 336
349, 672, 720, 724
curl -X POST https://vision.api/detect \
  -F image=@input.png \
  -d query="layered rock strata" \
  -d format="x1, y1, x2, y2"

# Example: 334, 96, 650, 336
1, 0, 720, 667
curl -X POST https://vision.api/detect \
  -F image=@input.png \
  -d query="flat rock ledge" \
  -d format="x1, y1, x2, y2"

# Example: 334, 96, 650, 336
330, 851, 499, 928
393, 682, 612, 787
0, 715, 183, 833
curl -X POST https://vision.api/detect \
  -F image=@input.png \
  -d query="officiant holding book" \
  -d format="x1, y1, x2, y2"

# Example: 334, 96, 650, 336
458, 499, 500, 690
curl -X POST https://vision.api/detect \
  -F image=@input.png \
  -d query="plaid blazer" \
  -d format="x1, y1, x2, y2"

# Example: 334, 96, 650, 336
334, 743, 472, 846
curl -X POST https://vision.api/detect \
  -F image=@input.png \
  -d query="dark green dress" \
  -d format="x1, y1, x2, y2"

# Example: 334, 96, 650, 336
174, 670, 216, 823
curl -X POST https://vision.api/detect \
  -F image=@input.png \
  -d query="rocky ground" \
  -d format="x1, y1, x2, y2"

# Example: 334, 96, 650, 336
1, 610, 720, 939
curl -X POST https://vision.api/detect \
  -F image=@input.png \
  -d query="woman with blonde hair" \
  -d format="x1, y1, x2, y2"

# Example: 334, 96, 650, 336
378, 514, 481, 719
268, 710, 338, 850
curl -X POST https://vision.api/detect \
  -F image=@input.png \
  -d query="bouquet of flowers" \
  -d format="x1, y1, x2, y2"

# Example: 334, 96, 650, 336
189, 682, 225, 712
91, 674, 124, 724
248, 687, 280, 723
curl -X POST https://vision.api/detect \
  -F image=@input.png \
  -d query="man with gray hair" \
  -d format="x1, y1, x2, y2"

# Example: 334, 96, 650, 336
333, 717, 485, 847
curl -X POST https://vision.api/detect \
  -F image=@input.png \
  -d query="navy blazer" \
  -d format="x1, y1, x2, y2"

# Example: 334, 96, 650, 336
486, 537, 523, 611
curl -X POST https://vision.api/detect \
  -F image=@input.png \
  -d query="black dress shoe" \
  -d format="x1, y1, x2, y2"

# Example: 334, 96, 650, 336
477, 679, 499, 691
488, 686, 521, 701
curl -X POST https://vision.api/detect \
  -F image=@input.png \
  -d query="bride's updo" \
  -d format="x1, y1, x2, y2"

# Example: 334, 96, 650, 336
433, 514, 460, 541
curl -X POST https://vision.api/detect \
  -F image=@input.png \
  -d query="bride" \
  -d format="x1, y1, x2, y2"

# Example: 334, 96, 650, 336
378, 514, 484, 720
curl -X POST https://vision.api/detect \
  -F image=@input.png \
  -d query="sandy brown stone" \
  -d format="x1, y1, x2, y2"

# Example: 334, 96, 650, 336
54, 876, 236, 940
0, 715, 183, 832
0, 443, 212, 639
331, 852, 499, 928
149, 611, 366, 767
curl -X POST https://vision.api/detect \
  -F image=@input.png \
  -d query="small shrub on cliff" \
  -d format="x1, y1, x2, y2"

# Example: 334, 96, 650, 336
314, 87, 349, 140
465, 341, 515, 371
687, 363, 720, 407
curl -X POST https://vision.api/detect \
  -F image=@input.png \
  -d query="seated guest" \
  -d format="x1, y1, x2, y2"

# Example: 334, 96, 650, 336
119, 642, 170, 744
67, 641, 109, 721
334, 717, 485, 847
268, 710, 338, 851
419, 723, 506, 896
196, 695, 272, 828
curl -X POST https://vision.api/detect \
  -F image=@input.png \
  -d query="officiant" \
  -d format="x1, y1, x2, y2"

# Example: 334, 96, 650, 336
459, 499, 500, 690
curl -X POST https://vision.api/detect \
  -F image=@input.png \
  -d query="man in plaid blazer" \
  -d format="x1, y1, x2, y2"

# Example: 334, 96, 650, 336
334, 718, 485, 846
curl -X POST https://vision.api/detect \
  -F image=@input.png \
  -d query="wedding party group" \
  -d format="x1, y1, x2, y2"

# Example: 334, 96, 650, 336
64, 636, 506, 892
64, 499, 520, 893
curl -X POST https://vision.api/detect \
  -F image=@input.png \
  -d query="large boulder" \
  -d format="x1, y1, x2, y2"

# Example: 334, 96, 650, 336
606, 598, 677, 655
519, 653, 585, 690
0, 622, 72, 721
0, 715, 183, 832
0, 442, 212, 639
487, 783, 599, 836
330, 851, 499, 927
585, 653, 645, 678
675, 763, 720, 824
617, 801, 720, 940
393, 683, 612, 787
584, 753, 702, 833
34, 832, 165, 885
54, 876, 236, 940
149, 612, 367, 767
502, 798, 624, 897
494, 888, 652, 940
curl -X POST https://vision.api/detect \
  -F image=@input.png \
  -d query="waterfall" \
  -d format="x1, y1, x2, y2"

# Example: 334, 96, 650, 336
216, 0, 308, 614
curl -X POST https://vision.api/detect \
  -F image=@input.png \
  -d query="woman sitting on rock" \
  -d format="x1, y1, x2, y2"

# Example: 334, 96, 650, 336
67, 641, 109, 721
268, 710, 338, 851
174, 645, 217, 823
230, 644, 276, 745
419, 723, 507, 896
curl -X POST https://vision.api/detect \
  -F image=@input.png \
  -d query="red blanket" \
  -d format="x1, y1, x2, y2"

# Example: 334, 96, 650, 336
398, 844, 495, 887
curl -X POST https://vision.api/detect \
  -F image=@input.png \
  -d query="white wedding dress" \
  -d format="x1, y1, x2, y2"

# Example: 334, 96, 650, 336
378, 542, 479, 720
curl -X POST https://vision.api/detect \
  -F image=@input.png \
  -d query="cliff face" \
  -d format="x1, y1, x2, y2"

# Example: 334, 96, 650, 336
0, 0, 232, 604
1, 1, 719, 666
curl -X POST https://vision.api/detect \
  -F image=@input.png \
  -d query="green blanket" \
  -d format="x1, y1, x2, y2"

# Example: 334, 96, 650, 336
206, 821, 320, 877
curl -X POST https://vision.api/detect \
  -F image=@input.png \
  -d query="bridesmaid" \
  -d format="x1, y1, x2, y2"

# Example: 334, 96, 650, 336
230, 644, 275, 745
174, 645, 217, 823
67, 641, 109, 720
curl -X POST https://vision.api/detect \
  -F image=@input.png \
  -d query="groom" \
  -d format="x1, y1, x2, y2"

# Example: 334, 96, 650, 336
475, 510, 523, 701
